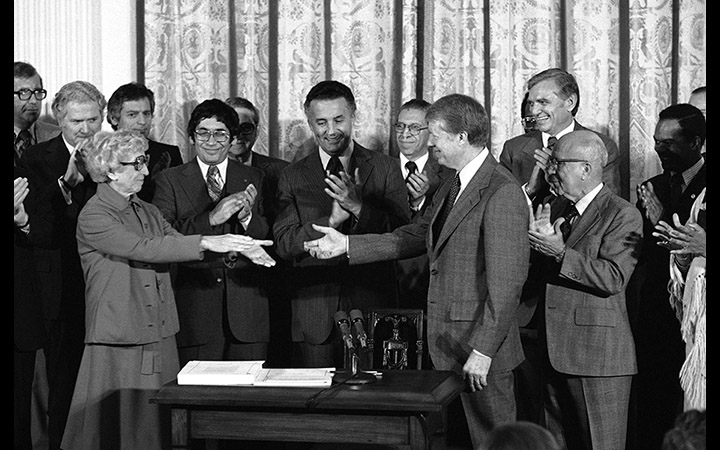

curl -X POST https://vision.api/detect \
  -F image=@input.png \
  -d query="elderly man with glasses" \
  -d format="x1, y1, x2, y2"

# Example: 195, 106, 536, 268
152, 99, 275, 371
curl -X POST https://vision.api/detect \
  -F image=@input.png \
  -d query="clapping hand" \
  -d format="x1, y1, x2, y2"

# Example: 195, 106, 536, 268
653, 213, 706, 257
637, 182, 664, 225
235, 184, 257, 222
150, 151, 172, 178
303, 224, 348, 259
14, 177, 30, 226
325, 167, 362, 218
528, 203, 567, 258
406, 170, 430, 208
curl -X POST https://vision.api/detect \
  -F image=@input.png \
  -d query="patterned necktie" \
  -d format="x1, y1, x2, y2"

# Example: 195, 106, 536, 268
669, 172, 683, 212
327, 155, 343, 178
206, 165, 223, 202
405, 161, 418, 184
434, 174, 461, 237
559, 201, 579, 242
546, 135, 557, 151
14, 129, 32, 165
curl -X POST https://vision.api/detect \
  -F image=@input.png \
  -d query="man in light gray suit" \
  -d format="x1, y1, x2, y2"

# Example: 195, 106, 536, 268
303, 93, 530, 448
527, 130, 642, 450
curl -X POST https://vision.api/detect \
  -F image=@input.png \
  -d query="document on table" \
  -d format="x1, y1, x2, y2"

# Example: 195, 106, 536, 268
253, 368, 334, 387
176, 360, 334, 387
177, 360, 265, 386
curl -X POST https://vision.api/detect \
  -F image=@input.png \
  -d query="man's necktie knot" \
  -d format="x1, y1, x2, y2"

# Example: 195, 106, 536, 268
327, 155, 343, 178
206, 165, 223, 202
547, 136, 558, 151
405, 160, 418, 184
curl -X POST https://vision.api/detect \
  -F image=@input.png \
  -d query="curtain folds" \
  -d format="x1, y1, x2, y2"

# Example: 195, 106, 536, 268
143, 0, 705, 201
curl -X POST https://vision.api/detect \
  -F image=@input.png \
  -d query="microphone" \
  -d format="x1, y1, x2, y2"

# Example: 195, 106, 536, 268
349, 309, 367, 348
334, 310, 355, 350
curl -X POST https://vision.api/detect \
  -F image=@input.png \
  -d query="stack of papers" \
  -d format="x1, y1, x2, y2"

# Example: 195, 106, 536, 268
177, 360, 334, 387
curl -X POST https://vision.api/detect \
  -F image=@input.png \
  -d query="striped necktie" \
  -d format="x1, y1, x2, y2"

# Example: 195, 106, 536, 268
206, 165, 223, 202
14, 129, 32, 166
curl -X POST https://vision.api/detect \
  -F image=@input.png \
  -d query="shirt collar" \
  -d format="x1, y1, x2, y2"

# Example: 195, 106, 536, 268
573, 182, 604, 216
674, 158, 704, 188
399, 151, 429, 175
196, 156, 229, 182
319, 140, 355, 172
456, 147, 490, 196
542, 120, 575, 147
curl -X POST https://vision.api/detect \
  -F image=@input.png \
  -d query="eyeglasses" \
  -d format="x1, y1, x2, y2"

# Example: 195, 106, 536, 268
195, 129, 231, 143
14, 88, 48, 101
394, 123, 428, 136
547, 157, 589, 170
119, 154, 151, 171
238, 122, 256, 135
521, 116, 537, 129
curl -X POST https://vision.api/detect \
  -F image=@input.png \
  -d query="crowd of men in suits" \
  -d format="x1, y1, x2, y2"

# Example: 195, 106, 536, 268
14, 60, 705, 450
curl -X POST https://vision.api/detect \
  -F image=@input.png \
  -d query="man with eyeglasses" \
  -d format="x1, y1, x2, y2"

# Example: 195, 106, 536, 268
225, 97, 292, 367
19, 79, 106, 450
273, 80, 410, 368
14, 60, 60, 450
153, 99, 274, 371
14, 62, 60, 168
393, 98, 453, 310
106, 82, 183, 202
526, 130, 641, 450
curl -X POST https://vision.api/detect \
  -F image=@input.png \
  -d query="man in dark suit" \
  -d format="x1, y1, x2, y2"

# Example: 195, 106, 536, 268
273, 80, 411, 368
20, 80, 106, 450
303, 94, 530, 448
500, 68, 621, 202
527, 130, 642, 450
106, 82, 183, 202
393, 98, 454, 309
153, 99, 273, 367
628, 103, 706, 450
13, 60, 60, 450
500, 67, 622, 426
225, 96, 293, 366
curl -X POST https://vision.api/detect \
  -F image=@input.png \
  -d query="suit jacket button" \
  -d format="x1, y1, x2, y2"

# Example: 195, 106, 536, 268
216, 277, 222, 283
430, 269, 438, 275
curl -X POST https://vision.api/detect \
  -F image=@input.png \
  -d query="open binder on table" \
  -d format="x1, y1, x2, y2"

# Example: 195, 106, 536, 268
177, 360, 334, 387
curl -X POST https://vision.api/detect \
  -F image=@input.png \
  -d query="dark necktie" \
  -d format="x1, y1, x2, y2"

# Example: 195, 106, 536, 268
559, 201, 579, 242
434, 174, 461, 237
206, 165, 223, 203
14, 129, 32, 166
327, 155, 343, 178
546, 135, 557, 151
405, 161, 418, 184
669, 172, 683, 212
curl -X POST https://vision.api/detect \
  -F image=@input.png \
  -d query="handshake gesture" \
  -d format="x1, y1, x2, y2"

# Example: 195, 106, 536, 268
303, 224, 348, 259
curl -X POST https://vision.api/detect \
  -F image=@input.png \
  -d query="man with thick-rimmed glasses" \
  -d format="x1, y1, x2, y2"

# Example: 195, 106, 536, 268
152, 98, 274, 370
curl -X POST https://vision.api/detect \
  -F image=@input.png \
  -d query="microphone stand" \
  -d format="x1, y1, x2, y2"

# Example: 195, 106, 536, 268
335, 348, 376, 385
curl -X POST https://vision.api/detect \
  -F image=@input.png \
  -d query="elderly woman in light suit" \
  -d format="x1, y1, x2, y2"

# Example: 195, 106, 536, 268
61, 129, 274, 450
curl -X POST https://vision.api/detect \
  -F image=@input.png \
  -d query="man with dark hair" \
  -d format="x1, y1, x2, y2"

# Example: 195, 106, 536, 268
106, 82, 183, 202
14, 61, 60, 166
153, 99, 273, 368
629, 103, 706, 450
303, 93, 530, 448
273, 80, 410, 368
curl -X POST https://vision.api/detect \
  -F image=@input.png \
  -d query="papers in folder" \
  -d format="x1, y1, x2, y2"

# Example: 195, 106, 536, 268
177, 360, 334, 387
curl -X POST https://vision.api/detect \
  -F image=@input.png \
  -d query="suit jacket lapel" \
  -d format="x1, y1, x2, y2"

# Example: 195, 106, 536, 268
565, 186, 609, 247
351, 144, 374, 194
432, 155, 494, 254
179, 159, 213, 214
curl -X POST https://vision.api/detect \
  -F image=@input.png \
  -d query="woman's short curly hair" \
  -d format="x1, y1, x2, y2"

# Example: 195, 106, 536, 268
84, 130, 148, 183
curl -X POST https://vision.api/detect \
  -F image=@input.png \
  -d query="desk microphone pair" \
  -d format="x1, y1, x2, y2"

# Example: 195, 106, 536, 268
334, 310, 376, 385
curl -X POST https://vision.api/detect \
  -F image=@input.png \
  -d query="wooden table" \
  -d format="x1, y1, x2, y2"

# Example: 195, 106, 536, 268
151, 370, 464, 450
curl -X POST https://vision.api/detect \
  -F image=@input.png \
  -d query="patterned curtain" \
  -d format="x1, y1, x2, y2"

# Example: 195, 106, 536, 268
143, 0, 705, 201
